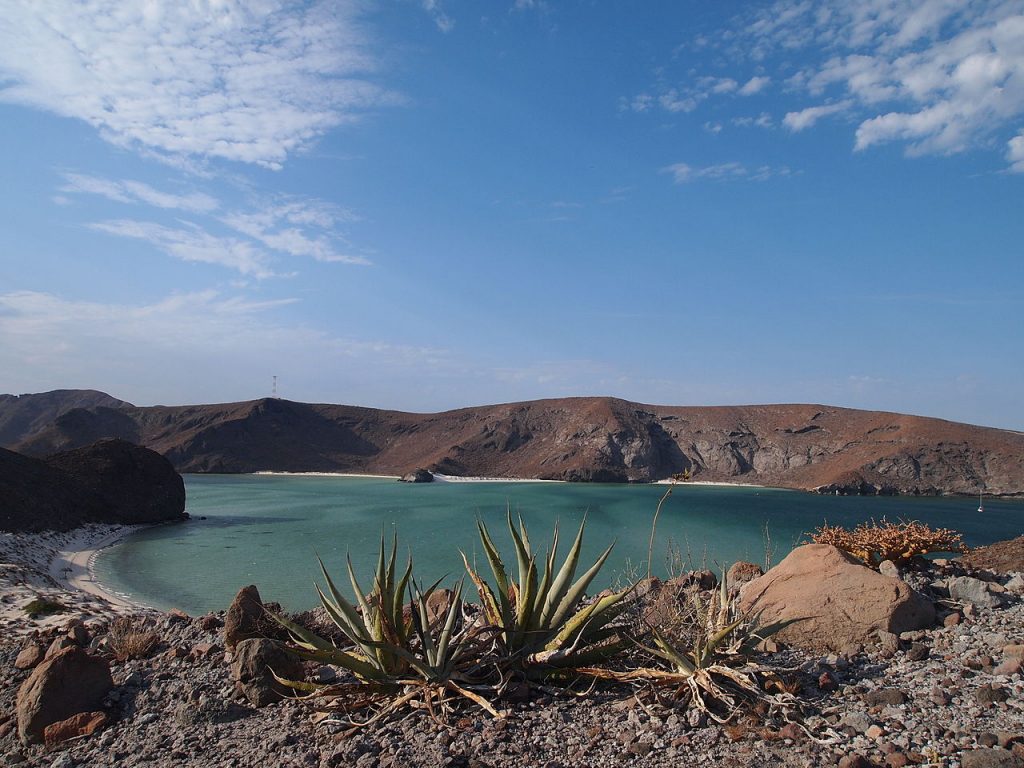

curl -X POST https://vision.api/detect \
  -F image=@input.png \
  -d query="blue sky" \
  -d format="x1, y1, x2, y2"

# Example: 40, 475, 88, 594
1, 0, 1022, 429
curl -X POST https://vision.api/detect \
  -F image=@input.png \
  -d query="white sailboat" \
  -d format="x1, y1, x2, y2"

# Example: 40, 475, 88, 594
978, 491, 985, 513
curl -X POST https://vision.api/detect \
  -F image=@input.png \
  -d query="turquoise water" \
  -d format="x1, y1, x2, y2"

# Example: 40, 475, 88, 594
94, 475, 1024, 614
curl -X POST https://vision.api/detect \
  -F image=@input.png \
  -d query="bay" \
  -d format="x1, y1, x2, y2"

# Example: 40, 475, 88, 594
93, 474, 1023, 614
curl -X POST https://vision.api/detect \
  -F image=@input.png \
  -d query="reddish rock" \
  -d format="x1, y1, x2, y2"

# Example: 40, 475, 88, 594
994, 658, 1022, 677
944, 612, 963, 627
14, 644, 45, 670
45, 635, 76, 659
199, 614, 222, 632
43, 711, 108, 747
190, 642, 220, 659
15, 647, 113, 744
726, 561, 764, 588
739, 545, 935, 653
224, 585, 264, 650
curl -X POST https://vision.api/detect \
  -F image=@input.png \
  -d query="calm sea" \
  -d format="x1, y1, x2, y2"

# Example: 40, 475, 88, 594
93, 474, 1024, 614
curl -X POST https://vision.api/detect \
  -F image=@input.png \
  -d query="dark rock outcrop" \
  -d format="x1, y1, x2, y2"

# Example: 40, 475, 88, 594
230, 638, 303, 707
400, 468, 434, 483
0, 439, 186, 532
15, 647, 114, 744
3, 390, 1023, 495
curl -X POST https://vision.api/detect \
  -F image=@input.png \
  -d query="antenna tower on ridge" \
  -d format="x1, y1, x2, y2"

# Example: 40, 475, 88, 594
272, 375, 278, 399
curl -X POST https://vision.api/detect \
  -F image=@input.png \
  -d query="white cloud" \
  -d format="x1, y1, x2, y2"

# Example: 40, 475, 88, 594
783, 100, 852, 131
62, 173, 219, 213
736, 0, 1024, 162
661, 161, 793, 183
732, 112, 774, 128
658, 89, 698, 113
709, 77, 739, 94
1008, 131, 1024, 172
0, 1, 396, 169
421, 0, 455, 33
89, 220, 276, 278
739, 76, 771, 95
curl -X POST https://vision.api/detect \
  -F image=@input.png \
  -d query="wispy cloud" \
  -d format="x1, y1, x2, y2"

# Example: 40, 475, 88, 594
61, 173, 219, 213
0, 2, 397, 169
222, 202, 370, 266
60, 173, 370, 271
661, 161, 794, 183
783, 101, 852, 132
732, 113, 774, 129
421, 0, 455, 33
88, 220, 276, 278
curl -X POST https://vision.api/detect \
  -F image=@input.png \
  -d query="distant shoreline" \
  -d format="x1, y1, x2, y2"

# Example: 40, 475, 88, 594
250, 470, 772, 488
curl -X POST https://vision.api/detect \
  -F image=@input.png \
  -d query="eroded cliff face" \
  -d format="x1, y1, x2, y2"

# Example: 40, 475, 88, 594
2, 391, 1022, 495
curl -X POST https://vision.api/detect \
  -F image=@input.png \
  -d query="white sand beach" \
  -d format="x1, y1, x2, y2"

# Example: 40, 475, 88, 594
0, 524, 149, 638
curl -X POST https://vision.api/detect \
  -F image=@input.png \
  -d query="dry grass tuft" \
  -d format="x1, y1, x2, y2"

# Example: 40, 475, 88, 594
107, 616, 161, 662
808, 518, 967, 567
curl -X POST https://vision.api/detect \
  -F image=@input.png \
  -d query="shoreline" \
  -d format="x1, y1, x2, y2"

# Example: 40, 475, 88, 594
47, 525, 149, 610
1, 524, 151, 637
249, 470, 769, 487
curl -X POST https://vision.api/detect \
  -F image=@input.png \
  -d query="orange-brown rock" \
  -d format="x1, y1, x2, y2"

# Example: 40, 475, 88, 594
42, 711, 108, 747
739, 544, 935, 652
15, 647, 113, 744
14, 643, 44, 670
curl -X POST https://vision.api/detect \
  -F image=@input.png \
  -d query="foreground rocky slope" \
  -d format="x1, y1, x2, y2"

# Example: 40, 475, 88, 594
2, 543, 1023, 767
3, 390, 1024, 495
0, 440, 186, 532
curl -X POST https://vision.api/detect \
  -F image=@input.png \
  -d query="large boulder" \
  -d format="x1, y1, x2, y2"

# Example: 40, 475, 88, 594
230, 638, 304, 707
15, 647, 113, 744
739, 544, 935, 652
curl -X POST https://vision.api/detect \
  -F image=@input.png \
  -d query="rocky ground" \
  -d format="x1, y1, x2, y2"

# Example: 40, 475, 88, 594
2, 548, 1024, 768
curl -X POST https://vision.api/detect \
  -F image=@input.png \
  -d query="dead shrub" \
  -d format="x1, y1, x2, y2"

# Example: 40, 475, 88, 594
808, 518, 967, 567
107, 616, 160, 662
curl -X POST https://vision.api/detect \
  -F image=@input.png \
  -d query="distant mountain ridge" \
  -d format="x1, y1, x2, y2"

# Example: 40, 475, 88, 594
2, 390, 1023, 496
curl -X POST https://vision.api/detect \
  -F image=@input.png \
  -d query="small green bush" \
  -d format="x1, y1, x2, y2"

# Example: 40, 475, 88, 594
23, 597, 66, 617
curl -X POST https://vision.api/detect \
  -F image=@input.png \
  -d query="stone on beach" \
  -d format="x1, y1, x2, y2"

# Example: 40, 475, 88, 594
739, 544, 935, 652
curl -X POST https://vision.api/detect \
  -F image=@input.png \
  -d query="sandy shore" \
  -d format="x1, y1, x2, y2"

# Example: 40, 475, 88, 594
0, 524, 148, 637
252, 470, 777, 487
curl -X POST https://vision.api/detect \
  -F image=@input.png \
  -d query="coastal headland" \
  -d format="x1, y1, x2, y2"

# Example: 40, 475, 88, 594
3, 389, 1024, 496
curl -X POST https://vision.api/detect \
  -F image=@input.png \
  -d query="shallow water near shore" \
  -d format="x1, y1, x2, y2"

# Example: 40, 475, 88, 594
93, 474, 1024, 614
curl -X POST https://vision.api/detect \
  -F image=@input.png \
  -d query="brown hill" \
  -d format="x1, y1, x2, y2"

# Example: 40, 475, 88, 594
0, 439, 187, 532
3, 391, 1023, 495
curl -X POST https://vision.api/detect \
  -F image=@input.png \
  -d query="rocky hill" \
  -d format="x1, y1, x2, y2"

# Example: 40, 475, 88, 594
0, 439, 186, 532
2, 390, 1023, 495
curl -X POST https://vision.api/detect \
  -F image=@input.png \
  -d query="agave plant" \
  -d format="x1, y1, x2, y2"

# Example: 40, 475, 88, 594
462, 512, 635, 672
271, 534, 500, 724
577, 567, 801, 722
